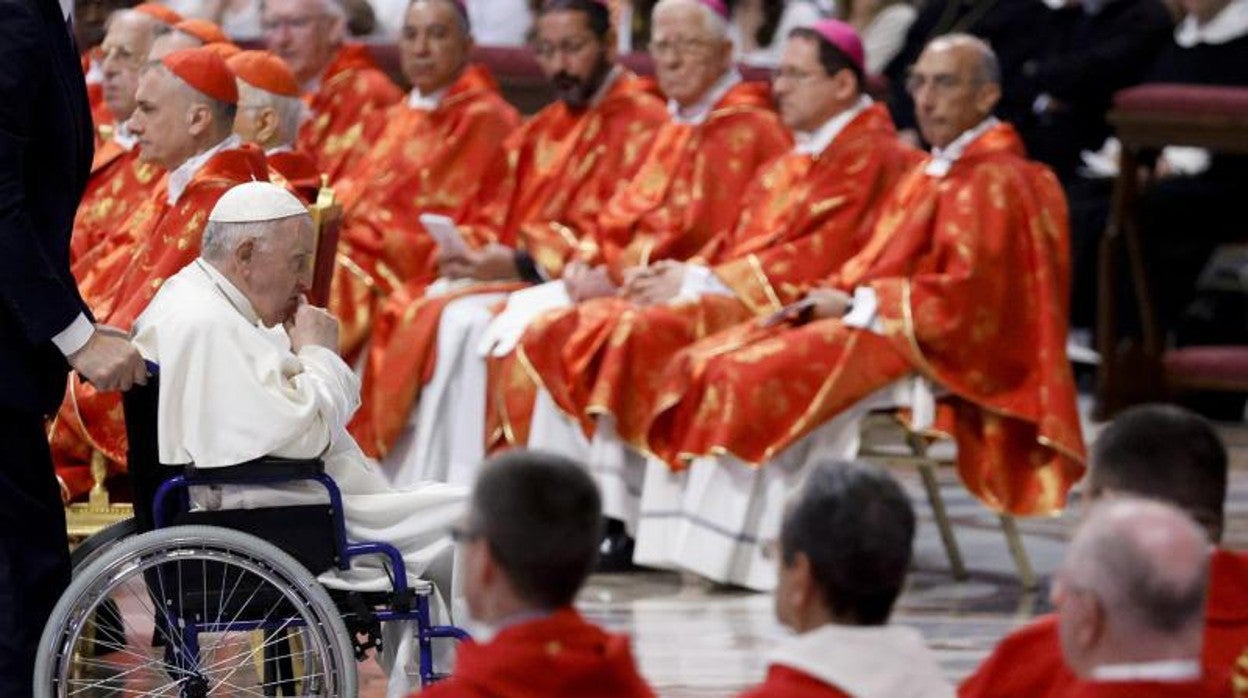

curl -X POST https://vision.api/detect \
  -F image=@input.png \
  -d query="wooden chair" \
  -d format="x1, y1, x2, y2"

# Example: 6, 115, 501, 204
66, 178, 344, 542
858, 413, 1038, 590
1095, 84, 1248, 417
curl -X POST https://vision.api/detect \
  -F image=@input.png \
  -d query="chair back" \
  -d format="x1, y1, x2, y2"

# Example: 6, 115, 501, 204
307, 178, 342, 307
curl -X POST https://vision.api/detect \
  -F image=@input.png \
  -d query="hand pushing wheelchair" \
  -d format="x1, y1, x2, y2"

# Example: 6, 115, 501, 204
36, 371, 470, 696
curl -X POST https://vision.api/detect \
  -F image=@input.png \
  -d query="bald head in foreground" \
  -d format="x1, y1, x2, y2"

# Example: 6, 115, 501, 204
1052, 499, 1231, 696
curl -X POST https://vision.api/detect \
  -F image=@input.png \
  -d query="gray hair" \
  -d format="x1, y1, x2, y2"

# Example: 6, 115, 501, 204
201, 219, 276, 261
143, 62, 238, 135
237, 81, 308, 146
1065, 499, 1210, 637
930, 32, 1000, 85
652, 0, 729, 41
407, 0, 471, 35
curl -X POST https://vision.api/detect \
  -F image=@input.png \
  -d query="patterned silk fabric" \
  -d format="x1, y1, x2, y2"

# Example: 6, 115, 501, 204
52, 145, 271, 499
487, 80, 791, 450
349, 72, 668, 457
70, 138, 164, 270
646, 123, 1085, 517
296, 43, 402, 182
519, 104, 923, 450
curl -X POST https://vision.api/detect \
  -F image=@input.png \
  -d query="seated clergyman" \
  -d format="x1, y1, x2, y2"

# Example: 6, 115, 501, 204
131, 181, 466, 696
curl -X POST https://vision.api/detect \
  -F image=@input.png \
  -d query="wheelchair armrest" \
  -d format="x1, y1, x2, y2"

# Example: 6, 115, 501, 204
184, 457, 326, 485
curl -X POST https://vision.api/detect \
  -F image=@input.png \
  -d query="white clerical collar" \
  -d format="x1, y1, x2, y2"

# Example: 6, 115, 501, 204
668, 70, 742, 125
926, 117, 999, 177
768, 623, 952, 697
266, 144, 293, 156
795, 95, 872, 156
113, 121, 139, 151
408, 84, 450, 110
1090, 659, 1202, 682
168, 134, 241, 205
193, 258, 262, 326
1175, 0, 1248, 46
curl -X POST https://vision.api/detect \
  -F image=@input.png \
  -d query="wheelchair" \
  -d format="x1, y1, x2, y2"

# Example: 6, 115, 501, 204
36, 372, 470, 696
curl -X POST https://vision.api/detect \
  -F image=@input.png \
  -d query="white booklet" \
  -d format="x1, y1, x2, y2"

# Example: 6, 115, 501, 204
419, 213, 469, 255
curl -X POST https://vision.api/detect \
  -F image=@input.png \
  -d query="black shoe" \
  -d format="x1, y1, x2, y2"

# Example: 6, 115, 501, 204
596, 530, 638, 572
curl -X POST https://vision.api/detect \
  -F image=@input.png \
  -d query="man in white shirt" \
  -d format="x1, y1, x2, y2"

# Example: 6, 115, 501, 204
131, 181, 467, 696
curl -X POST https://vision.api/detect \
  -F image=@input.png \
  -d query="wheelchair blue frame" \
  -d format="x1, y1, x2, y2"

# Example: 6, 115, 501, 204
151, 467, 470, 686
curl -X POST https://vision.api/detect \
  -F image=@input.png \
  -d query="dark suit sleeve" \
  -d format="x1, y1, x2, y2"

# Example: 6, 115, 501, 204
0, 0, 90, 346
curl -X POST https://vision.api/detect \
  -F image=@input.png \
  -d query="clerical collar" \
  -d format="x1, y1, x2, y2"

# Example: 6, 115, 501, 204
1176, 0, 1248, 46
193, 258, 262, 327
408, 84, 449, 111
668, 70, 742, 125
168, 134, 242, 205
266, 144, 293, 155
795, 95, 872, 156
1090, 659, 1202, 682
926, 117, 999, 178
113, 120, 139, 151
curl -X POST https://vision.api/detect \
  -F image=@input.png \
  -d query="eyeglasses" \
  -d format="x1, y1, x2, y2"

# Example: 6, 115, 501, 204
532, 35, 596, 60
904, 72, 970, 96
649, 36, 716, 58
772, 66, 826, 83
262, 14, 324, 33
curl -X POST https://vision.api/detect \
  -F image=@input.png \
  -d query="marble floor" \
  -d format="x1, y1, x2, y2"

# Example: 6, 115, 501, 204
359, 410, 1248, 696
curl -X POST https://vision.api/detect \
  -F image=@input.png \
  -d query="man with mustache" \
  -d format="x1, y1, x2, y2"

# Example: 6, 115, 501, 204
52, 47, 269, 500
325, 0, 520, 359
346, 0, 668, 484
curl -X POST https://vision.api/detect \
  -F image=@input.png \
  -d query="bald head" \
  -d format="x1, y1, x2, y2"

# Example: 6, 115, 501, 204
907, 33, 1001, 149
1056, 499, 1210, 677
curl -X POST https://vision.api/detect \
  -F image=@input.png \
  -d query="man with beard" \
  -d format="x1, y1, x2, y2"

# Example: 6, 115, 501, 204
264, 0, 401, 179
52, 47, 270, 499
346, 0, 668, 485
325, 0, 520, 359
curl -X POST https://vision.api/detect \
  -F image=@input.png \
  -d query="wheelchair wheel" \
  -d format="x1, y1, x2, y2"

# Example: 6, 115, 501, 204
36, 525, 358, 697
70, 517, 139, 573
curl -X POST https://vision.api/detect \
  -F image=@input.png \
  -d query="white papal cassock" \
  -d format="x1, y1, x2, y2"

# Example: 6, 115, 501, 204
132, 258, 468, 697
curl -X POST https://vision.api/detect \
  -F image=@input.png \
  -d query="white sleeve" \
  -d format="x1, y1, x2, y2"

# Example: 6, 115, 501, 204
673, 264, 735, 302
295, 345, 362, 436
51, 313, 93, 356
841, 286, 882, 333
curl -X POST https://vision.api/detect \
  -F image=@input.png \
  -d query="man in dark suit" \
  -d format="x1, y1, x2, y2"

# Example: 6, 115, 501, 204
0, 0, 147, 691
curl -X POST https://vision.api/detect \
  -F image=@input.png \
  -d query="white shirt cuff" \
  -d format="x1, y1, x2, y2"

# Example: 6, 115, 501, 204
841, 286, 881, 332
674, 264, 734, 302
52, 313, 94, 357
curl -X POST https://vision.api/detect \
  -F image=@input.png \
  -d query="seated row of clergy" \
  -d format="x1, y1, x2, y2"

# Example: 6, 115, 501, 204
54, 45, 324, 498
343, 18, 1084, 588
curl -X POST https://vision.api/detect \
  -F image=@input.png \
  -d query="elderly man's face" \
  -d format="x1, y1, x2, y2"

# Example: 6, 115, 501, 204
264, 0, 343, 86
75, 0, 130, 50
99, 12, 156, 122
148, 30, 203, 61
772, 36, 851, 133
650, 4, 732, 108
533, 10, 613, 109
907, 41, 1000, 149
129, 69, 200, 170
239, 215, 315, 326
399, 1, 471, 96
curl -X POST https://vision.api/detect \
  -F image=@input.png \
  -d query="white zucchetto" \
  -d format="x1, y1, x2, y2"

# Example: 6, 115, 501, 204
208, 181, 309, 223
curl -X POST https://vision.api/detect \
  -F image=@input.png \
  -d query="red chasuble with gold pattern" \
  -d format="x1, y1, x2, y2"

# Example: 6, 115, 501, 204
645, 123, 1085, 517
487, 79, 790, 450
296, 43, 401, 182
327, 64, 520, 359
348, 71, 667, 457
518, 104, 922, 449
52, 145, 270, 500
70, 140, 164, 267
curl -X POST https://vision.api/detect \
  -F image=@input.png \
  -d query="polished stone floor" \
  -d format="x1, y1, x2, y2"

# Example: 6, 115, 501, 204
363, 411, 1248, 696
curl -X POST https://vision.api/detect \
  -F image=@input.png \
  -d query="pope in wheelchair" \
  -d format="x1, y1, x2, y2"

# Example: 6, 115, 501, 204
43, 182, 469, 697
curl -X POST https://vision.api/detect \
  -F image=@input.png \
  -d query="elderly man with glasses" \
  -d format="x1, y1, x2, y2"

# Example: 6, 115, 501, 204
262, 0, 401, 179
637, 34, 1084, 590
